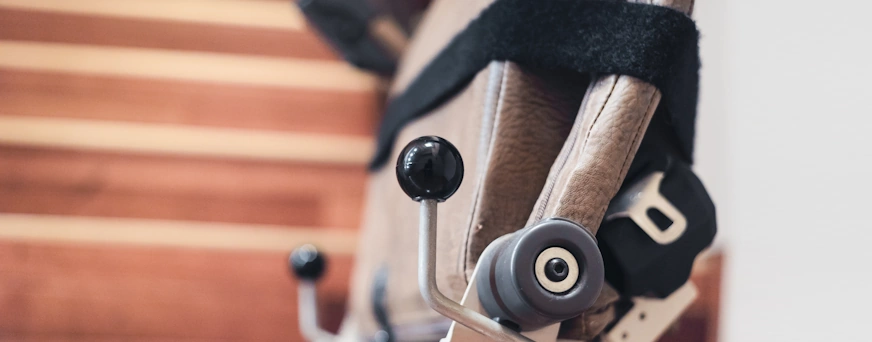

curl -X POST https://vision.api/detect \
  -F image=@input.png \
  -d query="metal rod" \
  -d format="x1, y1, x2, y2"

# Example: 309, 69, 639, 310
298, 280, 335, 342
418, 200, 531, 342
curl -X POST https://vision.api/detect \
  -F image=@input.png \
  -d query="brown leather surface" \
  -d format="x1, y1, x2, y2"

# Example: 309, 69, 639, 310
543, 74, 661, 340
343, 62, 502, 334
343, 0, 507, 334
462, 65, 589, 280
343, 61, 590, 337
527, 75, 660, 235
343, 0, 696, 339
548, 0, 694, 338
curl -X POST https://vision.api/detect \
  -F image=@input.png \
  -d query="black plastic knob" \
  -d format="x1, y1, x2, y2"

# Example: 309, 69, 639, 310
289, 244, 326, 281
395, 136, 464, 202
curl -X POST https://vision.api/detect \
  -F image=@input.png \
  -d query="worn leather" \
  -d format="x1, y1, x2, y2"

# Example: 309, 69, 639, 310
343, 64, 498, 335
341, 0, 695, 340
543, 74, 661, 340
342, 1, 500, 335
342, 60, 590, 337
462, 65, 589, 280
545, 0, 694, 339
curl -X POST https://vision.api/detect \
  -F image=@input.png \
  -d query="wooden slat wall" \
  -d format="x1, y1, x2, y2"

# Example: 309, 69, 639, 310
0, 240, 351, 341
0, 1, 373, 340
0, 9, 332, 59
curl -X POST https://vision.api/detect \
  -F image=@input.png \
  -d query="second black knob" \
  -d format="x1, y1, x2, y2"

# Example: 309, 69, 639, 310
289, 244, 326, 281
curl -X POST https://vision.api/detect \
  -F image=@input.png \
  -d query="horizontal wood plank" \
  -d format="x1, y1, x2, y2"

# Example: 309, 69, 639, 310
0, 0, 305, 31
0, 146, 367, 228
0, 5, 371, 341
0, 9, 336, 60
0, 214, 358, 255
0, 240, 352, 341
0, 41, 378, 91
0, 70, 380, 136
0, 189, 321, 228
0, 116, 374, 166
0, 338, 233, 342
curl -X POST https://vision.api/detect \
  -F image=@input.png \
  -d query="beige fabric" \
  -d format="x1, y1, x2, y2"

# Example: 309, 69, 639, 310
341, 0, 696, 340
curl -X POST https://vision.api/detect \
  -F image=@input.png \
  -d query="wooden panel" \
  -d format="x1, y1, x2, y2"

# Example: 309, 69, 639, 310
692, 253, 722, 342
659, 254, 723, 342
0, 0, 305, 31
1, 338, 224, 342
1, 338, 232, 342
0, 70, 379, 136
0, 190, 320, 228
0, 116, 374, 165
0, 41, 378, 91
0, 3, 377, 340
0, 240, 352, 341
0, 9, 336, 60
0, 214, 358, 260
0, 146, 367, 228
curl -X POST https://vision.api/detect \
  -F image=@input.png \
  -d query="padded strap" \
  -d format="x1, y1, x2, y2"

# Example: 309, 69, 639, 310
369, 0, 700, 170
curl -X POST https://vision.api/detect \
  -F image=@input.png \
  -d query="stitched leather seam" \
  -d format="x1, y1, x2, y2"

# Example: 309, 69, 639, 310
548, 76, 619, 223
532, 77, 610, 222
532, 101, 579, 221
461, 62, 509, 283
581, 76, 620, 157
613, 88, 659, 193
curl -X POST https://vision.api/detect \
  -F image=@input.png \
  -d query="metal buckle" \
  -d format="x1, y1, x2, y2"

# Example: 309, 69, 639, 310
605, 172, 687, 245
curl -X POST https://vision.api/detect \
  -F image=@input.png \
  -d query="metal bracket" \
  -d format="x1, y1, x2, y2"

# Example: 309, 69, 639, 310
602, 283, 698, 342
442, 235, 560, 342
605, 172, 687, 245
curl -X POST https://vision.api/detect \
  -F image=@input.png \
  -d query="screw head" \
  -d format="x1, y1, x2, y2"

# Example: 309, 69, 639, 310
545, 258, 570, 282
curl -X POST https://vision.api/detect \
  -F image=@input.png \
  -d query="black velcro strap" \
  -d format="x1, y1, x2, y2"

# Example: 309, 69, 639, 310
369, 0, 699, 170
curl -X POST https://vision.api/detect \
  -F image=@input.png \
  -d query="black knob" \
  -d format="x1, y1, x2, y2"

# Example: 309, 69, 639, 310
395, 136, 464, 202
289, 244, 326, 281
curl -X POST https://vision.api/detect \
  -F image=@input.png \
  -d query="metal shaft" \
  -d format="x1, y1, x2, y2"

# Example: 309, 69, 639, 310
298, 281, 335, 342
418, 200, 531, 342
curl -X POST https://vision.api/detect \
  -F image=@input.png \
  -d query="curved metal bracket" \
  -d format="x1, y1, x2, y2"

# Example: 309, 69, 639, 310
442, 234, 561, 342
418, 200, 531, 342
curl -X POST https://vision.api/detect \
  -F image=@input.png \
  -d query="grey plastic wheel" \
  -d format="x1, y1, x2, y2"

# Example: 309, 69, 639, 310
475, 218, 604, 331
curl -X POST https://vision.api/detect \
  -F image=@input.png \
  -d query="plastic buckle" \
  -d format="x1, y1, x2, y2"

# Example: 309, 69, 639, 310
598, 161, 716, 298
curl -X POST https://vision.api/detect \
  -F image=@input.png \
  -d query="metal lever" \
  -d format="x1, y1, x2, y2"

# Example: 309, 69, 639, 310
419, 200, 531, 342
396, 136, 530, 342
289, 245, 338, 342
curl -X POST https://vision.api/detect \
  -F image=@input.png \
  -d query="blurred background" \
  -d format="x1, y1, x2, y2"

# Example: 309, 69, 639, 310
0, 0, 375, 340
0, 0, 869, 341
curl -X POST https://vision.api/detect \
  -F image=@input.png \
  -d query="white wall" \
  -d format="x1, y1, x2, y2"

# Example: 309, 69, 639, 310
693, 1, 872, 341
